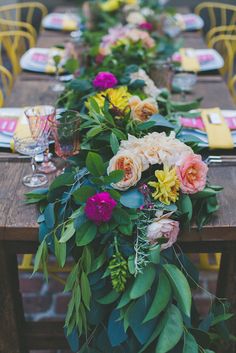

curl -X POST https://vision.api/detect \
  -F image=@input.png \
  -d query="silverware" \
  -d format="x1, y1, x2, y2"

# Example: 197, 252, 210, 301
205, 155, 236, 165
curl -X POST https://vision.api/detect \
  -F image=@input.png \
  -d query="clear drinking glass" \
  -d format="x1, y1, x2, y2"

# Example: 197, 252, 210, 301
172, 72, 197, 100
48, 109, 80, 160
14, 136, 48, 187
51, 55, 65, 93
25, 105, 57, 174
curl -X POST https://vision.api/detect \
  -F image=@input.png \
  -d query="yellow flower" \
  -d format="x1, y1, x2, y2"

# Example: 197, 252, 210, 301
100, 0, 120, 12
87, 86, 131, 114
122, 0, 137, 4
148, 166, 180, 205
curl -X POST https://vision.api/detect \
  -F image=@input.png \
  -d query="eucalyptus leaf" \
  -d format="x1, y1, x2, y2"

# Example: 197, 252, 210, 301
155, 305, 183, 353
143, 272, 171, 323
183, 332, 198, 353
163, 264, 192, 317
130, 265, 156, 299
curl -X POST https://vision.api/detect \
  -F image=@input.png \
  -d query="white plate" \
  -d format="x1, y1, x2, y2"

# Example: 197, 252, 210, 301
20, 47, 65, 74
42, 13, 80, 31
173, 48, 224, 72
179, 110, 236, 147
175, 13, 204, 31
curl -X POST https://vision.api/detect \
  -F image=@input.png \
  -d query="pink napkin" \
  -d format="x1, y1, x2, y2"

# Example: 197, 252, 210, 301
0, 118, 17, 134
31, 52, 49, 64
172, 53, 215, 64
180, 115, 236, 131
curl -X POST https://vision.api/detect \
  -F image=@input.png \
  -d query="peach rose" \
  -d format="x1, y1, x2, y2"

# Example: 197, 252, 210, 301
129, 96, 158, 122
176, 154, 208, 194
147, 217, 180, 250
107, 150, 143, 190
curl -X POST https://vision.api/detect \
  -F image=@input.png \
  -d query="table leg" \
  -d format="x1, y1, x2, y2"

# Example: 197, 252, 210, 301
0, 242, 28, 353
217, 246, 236, 353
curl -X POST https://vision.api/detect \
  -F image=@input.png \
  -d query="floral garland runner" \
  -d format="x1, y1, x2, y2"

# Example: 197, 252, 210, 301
27, 1, 234, 352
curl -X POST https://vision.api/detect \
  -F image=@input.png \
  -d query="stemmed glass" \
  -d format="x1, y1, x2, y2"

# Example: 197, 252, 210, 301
172, 72, 197, 100
14, 136, 48, 187
48, 109, 80, 172
25, 105, 57, 174
51, 55, 65, 93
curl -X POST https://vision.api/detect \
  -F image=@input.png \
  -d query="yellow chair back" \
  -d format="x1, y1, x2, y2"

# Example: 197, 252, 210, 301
0, 18, 36, 47
206, 24, 236, 45
0, 2, 48, 40
0, 31, 35, 75
195, 2, 236, 39
199, 253, 221, 271
208, 34, 236, 85
0, 64, 13, 107
229, 75, 236, 102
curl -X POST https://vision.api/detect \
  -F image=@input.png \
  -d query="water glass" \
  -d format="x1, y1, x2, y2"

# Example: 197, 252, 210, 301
14, 136, 48, 187
172, 72, 197, 100
25, 105, 57, 174
48, 109, 80, 159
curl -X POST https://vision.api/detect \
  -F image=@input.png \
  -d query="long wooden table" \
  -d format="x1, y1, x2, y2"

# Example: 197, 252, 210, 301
0, 7, 236, 353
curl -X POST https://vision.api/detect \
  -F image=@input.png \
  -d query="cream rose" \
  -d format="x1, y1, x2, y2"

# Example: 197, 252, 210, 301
126, 12, 146, 25
107, 150, 143, 190
129, 96, 158, 122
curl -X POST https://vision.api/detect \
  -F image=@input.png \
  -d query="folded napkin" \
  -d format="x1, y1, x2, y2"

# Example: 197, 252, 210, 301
201, 108, 234, 149
179, 48, 200, 72
63, 18, 78, 31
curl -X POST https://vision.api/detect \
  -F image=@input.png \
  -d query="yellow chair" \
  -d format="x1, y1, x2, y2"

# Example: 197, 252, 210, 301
0, 18, 37, 47
0, 64, 13, 107
199, 253, 221, 271
208, 34, 236, 86
195, 2, 236, 41
0, 31, 35, 75
18, 254, 71, 286
229, 75, 236, 102
206, 24, 236, 46
0, 2, 48, 42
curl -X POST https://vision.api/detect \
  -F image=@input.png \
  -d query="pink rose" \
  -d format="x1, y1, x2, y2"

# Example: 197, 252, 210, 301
93, 72, 118, 90
147, 218, 179, 250
84, 192, 117, 224
139, 22, 153, 32
176, 154, 208, 194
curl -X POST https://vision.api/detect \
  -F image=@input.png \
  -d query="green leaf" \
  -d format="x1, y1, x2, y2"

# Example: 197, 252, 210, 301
155, 305, 183, 353
118, 221, 133, 236
193, 188, 219, 199
68, 78, 92, 93
163, 264, 192, 317
128, 256, 135, 274
81, 271, 91, 310
211, 313, 234, 326
60, 222, 75, 243
143, 272, 171, 323
130, 265, 156, 299
64, 263, 79, 292
86, 152, 105, 176
113, 208, 131, 225
64, 58, 79, 74
54, 235, 67, 267
104, 170, 124, 184
120, 188, 144, 209
73, 186, 96, 204
183, 332, 198, 353
110, 132, 120, 154
149, 245, 161, 265
49, 173, 74, 190
33, 241, 45, 273
179, 194, 192, 221
76, 221, 97, 246
97, 290, 120, 304
87, 126, 103, 138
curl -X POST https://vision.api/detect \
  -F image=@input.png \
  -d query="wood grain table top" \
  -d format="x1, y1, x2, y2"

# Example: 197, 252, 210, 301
1, 6, 236, 245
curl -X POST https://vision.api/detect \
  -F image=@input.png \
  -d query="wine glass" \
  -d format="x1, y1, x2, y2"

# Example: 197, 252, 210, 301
48, 109, 80, 171
14, 136, 48, 187
25, 106, 57, 174
172, 72, 197, 100
51, 55, 65, 93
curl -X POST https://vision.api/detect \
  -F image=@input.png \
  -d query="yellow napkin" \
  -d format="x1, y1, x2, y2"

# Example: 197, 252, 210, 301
201, 108, 234, 149
63, 18, 77, 31
179, 48, 200, 72
11, 109, 31, 151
